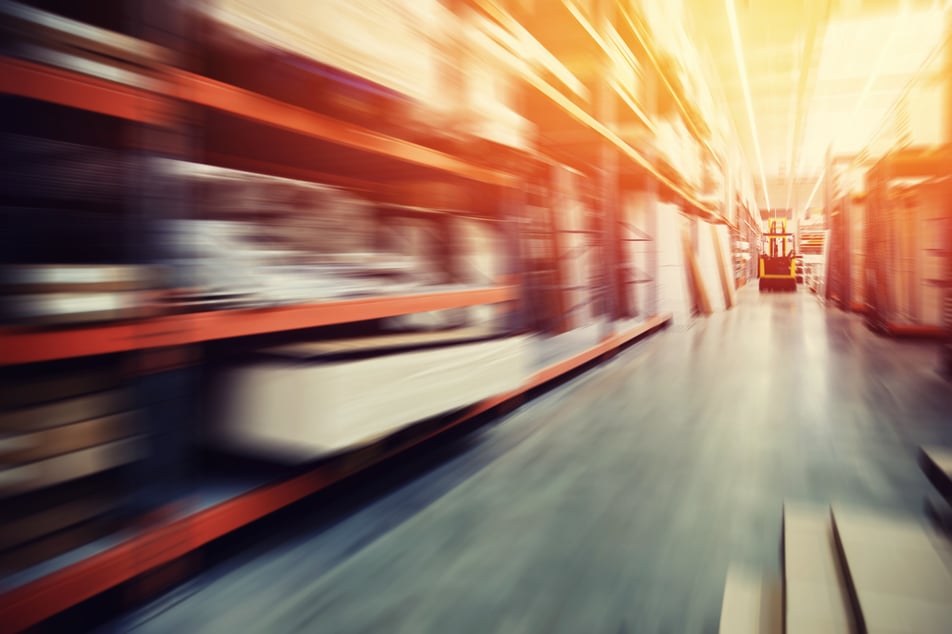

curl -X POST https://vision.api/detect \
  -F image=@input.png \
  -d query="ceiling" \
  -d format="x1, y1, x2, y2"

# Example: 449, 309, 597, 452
682, 0, 948, 211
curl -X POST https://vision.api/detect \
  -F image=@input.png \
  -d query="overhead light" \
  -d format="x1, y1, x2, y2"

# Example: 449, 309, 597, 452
725, 0, 771, 212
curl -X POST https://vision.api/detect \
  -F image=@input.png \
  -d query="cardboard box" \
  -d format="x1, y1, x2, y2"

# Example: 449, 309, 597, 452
212, 335, 530, 461
0, 389, 130, 433
0, 412, 135, 465
0, 437, 146, 495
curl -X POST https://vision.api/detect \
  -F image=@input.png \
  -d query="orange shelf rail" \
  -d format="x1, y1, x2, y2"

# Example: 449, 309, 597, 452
0, 313, 670, 632
0, 56, 515, 188
1, 51, 712, 213
0, 57, 175, 125
463, 2, 716, 216
168, 69, 516, 188
0, 286, 518, 366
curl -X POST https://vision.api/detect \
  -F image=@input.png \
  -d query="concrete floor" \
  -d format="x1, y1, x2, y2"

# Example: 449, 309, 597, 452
110, 288, 952, 633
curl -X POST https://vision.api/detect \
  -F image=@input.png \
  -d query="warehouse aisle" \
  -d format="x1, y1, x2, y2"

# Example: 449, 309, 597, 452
111, 288, 952, 634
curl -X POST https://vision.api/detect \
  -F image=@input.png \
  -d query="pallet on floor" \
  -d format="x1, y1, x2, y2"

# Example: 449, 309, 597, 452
718, 565, 781, 634
919, 446, 952, 504
832, 506, 952, 634
783, 502, 856, 633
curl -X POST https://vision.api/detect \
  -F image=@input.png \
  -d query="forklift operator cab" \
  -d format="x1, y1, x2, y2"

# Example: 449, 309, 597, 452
759, 218, 797, 292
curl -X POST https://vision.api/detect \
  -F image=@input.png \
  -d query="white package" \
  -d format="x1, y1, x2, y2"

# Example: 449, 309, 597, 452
212, 335, 530, 461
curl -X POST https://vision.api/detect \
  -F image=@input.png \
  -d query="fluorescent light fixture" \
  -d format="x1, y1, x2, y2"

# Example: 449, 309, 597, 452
725, 0, 771, 211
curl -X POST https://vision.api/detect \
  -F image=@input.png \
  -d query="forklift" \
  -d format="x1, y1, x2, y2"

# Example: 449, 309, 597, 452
759, 218, 797, 292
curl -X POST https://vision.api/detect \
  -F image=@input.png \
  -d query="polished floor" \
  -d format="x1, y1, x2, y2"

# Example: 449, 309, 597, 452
109, 288, 952, 633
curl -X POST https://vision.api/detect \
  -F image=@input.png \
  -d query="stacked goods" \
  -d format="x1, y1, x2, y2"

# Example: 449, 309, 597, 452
0, 1, 168, 91
159, 161, 424, 309
200, 0, 537, 149
453, 217, 506, 328
908, 183, 946, 327
210, 333, 530, 462
0, 365, 140, 572
378, 211, 506, 331
873, 180, 947, 328
198, 0, 461, 134
0, 264, 159, 326
459, 14, 535, 151
654, 119, 703, 193
377, 210, 467, 331
847, 198, 867, 310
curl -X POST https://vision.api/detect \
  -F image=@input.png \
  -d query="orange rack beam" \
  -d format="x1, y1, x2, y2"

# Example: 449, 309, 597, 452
168, 69, 516, 188
464, 2, 716, 217
885, 322, 947, 338
0, 57, 516, 188
0, 313, 670, 631
0, 286, 518, 366
0, 57, 175, 125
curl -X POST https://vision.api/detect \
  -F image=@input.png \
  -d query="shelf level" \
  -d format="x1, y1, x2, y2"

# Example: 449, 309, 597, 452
616, 9, 720, 165
0, 286, 518, 366
0, 313, 670, 631
0, 55, 516, 188
529, 68, 714, 215
459, 1, 715, 216
0, 57, 175, 125
168, 70, 516, 188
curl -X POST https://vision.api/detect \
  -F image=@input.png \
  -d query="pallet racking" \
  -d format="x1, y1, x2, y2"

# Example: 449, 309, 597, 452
0, 1, 742, 627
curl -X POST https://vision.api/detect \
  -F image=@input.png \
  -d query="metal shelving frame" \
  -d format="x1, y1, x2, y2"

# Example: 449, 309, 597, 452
0, 1, 746, 627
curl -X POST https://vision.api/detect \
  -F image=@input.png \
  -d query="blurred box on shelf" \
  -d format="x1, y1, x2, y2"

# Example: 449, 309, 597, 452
0, 388, 130, 434
378, 213, 506, 330
460, 13, 536, 151
199, 0, 462, 135
0, 264, 163, 326
2, 291, 149, 326
0, 364, 132, 574
160, 160, 441, 308
209, 332, 530, 461
0, 1, 169, 92
0, 413, 136, 466
0, 436, 145, 496
653, 119, 702, 192
0, 264, 158, 294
